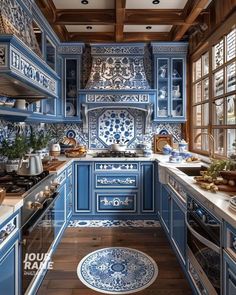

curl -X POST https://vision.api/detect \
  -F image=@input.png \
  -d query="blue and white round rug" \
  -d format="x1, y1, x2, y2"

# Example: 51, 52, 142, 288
77, 247, 158, 294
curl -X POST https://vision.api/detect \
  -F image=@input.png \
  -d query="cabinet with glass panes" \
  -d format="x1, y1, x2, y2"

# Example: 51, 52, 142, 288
152, 43, 188, 122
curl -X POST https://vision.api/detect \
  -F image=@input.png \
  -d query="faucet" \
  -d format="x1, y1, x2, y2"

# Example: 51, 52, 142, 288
194, 132, 216, 159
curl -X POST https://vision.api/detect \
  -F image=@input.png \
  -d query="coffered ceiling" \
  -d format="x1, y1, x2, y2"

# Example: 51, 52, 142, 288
36, 0, 212, 43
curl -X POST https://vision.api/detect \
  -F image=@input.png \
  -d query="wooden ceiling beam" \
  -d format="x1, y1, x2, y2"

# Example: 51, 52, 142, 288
172, 0, 211, 41
69, 32, 115, 43
115, 0, 126, 42
125, 9, 184, 25
124, 32, 170, 42
55, 9, 115, 25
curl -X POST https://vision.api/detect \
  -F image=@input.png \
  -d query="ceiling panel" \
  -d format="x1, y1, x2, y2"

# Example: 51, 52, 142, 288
124, 25, 172, 32
126, 0, 188, 9
52, 0, 115, 10
66, 25, 114, 32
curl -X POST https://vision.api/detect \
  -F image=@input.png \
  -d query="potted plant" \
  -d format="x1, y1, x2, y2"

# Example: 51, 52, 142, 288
0, 135, 28, 172
29, 129, 51, 153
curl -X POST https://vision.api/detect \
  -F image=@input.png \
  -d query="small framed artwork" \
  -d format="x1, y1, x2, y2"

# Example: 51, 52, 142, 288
154, 134, 173, 153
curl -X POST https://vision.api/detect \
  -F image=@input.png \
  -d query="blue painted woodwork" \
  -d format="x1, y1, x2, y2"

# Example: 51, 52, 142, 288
96, 193, 137, 212
171, 194, 186, 264
159, 184, 171, 232
141, 162, 155, 212
0, 236, 18, 295
66, 165, 73, 219
74, 162, 93, 213
152, 42, 188, 122
224, 222, 236, 257
95, 174, 138, 189
54, 182, 66, 238
73, 161, 156, 218
0, 211, 20, 295
224, 250, 236, 295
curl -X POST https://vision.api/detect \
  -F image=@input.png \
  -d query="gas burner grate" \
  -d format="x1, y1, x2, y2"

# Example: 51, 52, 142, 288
95, 151, 137, 158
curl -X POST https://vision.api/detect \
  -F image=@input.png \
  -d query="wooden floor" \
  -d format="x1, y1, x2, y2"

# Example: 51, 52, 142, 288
37, 226, 192, 295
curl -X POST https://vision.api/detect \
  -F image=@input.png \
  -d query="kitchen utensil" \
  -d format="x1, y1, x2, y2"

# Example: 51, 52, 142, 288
110, 143, 127, 152
50, 143, 61, 160
14, 99, 28, 110
17, 154, 43, 176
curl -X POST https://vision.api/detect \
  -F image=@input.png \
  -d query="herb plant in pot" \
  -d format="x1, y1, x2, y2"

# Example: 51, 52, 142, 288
0, 135, 28, 173
29, 129, 51, 157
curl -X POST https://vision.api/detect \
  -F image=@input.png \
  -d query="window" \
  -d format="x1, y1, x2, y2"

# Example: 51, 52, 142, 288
191, 27, 236, 157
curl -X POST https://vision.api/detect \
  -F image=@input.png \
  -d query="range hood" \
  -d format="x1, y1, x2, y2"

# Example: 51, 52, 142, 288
0, 0, 58, 99
80, 44, 156, 133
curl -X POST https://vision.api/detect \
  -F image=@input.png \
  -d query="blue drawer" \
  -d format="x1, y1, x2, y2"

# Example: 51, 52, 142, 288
95, 174, 138, 188
96, 193, 137, 212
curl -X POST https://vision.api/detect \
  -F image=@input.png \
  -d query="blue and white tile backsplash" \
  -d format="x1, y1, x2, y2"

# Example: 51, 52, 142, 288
0, 118, 181, 150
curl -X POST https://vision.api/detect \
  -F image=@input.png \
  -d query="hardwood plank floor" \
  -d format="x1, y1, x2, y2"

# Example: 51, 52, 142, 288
37, 227, 192, 295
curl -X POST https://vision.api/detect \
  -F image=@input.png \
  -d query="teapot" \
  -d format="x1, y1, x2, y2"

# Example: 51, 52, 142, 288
17, 154, 43, 176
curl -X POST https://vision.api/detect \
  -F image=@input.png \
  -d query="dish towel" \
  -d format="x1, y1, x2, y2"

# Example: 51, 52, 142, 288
158, 164, 168, 184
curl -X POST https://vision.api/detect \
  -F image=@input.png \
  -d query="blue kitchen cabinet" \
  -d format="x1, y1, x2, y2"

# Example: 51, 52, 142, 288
58, 44, 84, 121
74, 162, 93, 213
171, 194, 186, 264
152, 42, 188, 122
141, 162, 155, 212
66, 165, 73, 219
159, 184, 171, 233
0, 236, 19, 295
54, 182, 66, 239
224, 250, 236, 295
0, 212, 20, 295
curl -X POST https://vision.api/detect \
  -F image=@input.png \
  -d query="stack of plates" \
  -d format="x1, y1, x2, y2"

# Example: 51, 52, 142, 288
229, 197, 236, 212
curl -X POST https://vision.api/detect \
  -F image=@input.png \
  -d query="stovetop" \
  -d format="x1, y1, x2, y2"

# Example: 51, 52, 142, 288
94, 151, 138, 158
0, 171, 50, 196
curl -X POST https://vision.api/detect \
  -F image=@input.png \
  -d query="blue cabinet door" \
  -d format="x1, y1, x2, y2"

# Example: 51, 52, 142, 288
224, 251, 236, 295
171, 195, 186, 264
0, 238, 18, 295
74, 162, 92, 213
54, 183, 66, 238
141, 163, 154, 212
66, 166, 73, 218
160, 185, 171, 232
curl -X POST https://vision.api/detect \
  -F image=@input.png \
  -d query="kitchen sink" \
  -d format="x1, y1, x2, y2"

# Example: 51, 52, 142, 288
176, 165, 208, 176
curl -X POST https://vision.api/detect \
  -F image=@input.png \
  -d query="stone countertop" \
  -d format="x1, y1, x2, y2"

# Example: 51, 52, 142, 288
157, 156, 236, 227
0, 197, 23, 226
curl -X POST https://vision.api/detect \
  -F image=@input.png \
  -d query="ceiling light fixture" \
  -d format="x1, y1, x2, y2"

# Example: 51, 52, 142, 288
152, 0, 160, 4
81, 0, 89, 4
86, 26, 92, 30
146, 26, 152, 30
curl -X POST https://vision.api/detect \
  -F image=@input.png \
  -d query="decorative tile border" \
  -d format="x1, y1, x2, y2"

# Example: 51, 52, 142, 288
68, 219, 161, 227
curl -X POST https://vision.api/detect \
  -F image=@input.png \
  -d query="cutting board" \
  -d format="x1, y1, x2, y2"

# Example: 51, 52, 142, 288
195, 180, 236, 194
43, 160, 67, 172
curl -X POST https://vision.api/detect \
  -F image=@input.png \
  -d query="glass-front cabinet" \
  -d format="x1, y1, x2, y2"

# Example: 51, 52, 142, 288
65, 59, 79, 118
152, 42, 188, 122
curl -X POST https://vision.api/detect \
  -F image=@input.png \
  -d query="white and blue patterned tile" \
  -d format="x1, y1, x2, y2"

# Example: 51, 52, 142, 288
69, 219, 160, 228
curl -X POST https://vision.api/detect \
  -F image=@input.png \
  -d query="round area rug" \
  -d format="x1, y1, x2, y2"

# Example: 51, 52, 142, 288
77, 247, 158, 294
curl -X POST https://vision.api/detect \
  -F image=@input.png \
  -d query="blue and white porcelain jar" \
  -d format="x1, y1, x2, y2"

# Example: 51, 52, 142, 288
178, 140, 188, 152
162, 144, 172, 155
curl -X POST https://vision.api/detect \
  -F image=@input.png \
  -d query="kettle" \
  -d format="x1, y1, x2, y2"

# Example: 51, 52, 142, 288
17, 153, 43, 176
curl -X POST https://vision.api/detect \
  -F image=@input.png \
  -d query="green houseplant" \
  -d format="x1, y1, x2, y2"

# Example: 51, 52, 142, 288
29, 131, 51, 152
0, 135, 28, 172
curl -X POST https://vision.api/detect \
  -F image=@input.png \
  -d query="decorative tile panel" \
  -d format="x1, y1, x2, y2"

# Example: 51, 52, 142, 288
86, 94, 149, 103
91, 46, 144, 55
98, 109, 134, 145
58, 44, 83, 55
86, 56, 150, 90
89, 108, 145, 149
